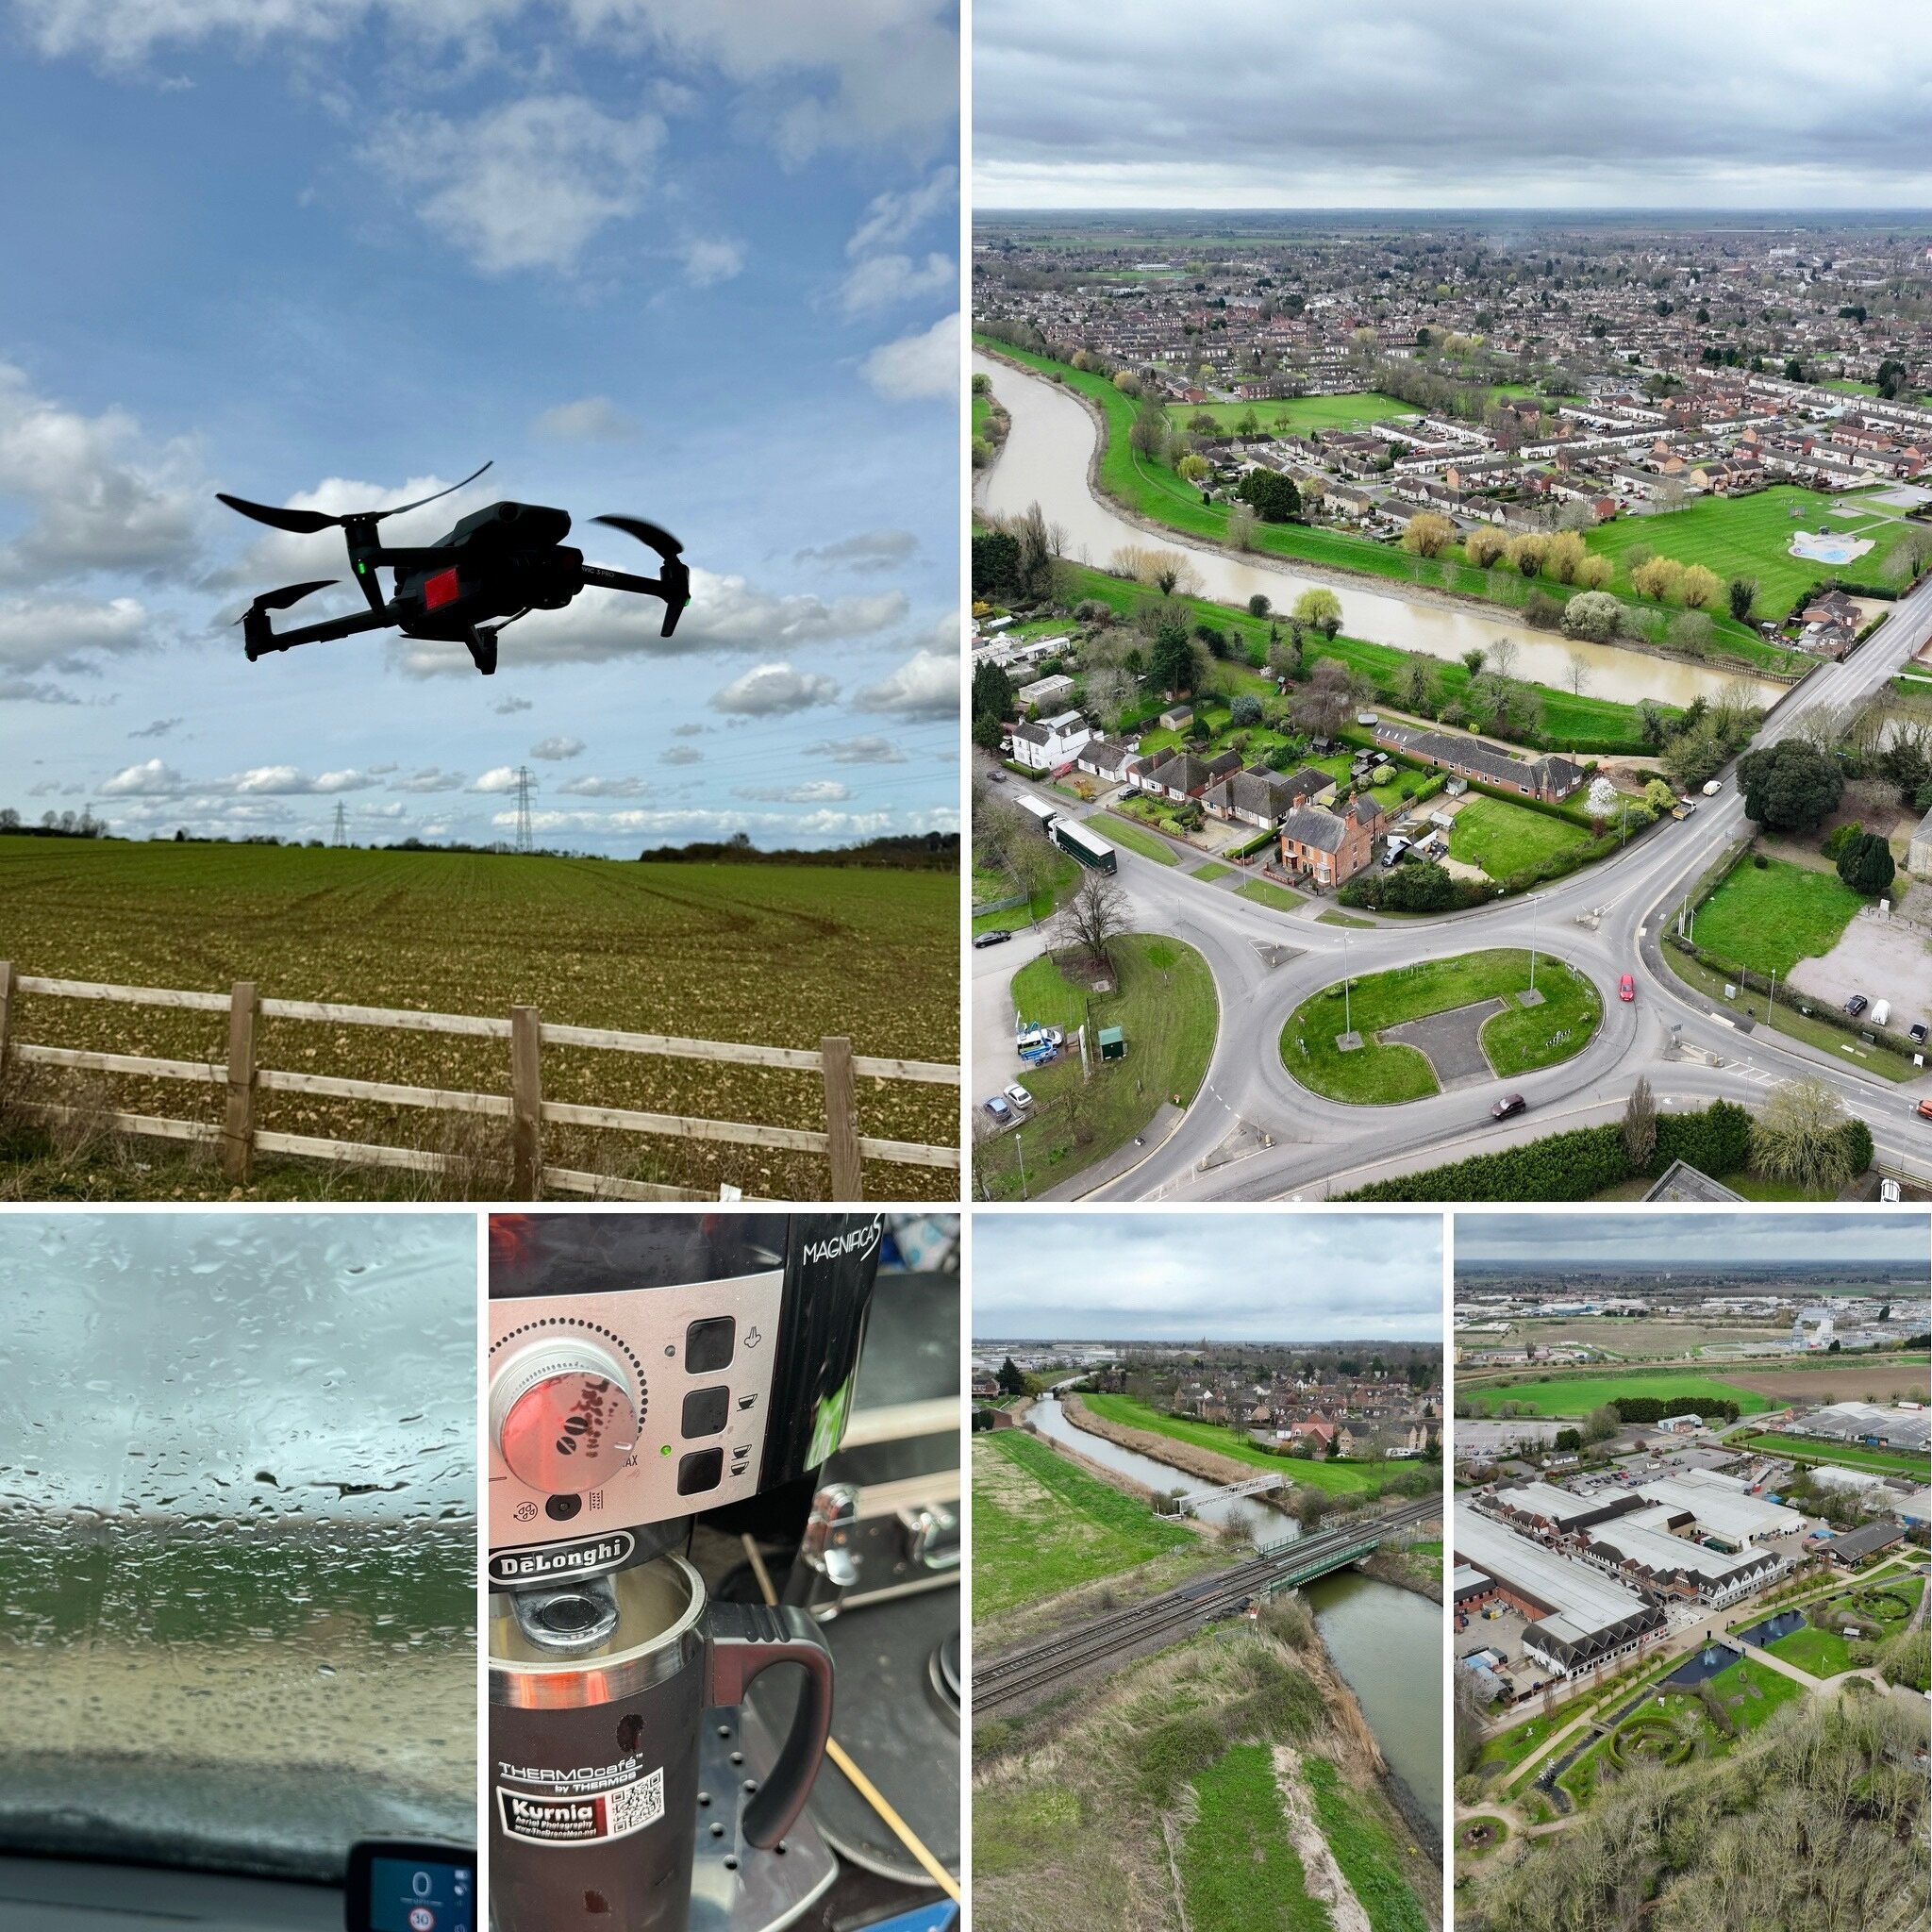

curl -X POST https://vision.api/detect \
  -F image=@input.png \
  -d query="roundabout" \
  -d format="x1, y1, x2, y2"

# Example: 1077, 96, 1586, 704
1279, 950, 1603, 1106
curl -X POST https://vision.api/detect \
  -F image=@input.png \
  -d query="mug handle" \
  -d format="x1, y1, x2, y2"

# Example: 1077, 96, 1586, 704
706, 1601, 835, 1849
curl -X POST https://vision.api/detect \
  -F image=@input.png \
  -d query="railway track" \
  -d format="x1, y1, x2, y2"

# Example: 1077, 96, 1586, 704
974, 1496, 1439, 1714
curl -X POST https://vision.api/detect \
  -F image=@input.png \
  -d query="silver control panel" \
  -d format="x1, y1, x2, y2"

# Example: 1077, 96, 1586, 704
488, 1267, 784, 1552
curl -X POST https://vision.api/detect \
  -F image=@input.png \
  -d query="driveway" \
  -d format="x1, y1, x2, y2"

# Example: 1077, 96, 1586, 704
970, 926, 1041, 1112
1381, 998, 1507, 1090
1786, 908, 1932, 1038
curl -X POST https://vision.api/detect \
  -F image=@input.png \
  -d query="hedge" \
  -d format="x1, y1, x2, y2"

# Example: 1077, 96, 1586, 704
1667, 935, 1920, 1063
1338, 1099, 1752, 1202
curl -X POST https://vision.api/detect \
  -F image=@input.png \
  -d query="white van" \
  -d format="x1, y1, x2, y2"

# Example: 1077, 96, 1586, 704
1872, 999, 1891, 1029
1702, 778, 1722, 796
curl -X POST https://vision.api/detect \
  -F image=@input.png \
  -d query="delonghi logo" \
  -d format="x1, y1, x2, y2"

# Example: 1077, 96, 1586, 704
488, 1531, 635, 1584
801, 1214, 885, 1266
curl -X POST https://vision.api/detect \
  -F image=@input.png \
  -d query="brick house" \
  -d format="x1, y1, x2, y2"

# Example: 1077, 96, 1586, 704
1371, 722, 1584, 803
1277, 795, 1382, 887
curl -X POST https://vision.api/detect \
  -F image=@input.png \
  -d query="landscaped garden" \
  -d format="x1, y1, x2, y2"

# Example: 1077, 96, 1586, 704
1446, 795, 1591, 880
1280, 949, 1602, 1104
977, 934, 1217, 1201
1764, 1575, 1924, 1677
1690, 854, 1865, 975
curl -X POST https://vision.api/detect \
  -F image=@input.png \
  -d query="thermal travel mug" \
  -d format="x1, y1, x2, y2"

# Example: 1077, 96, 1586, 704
489, 1554, 834, 1932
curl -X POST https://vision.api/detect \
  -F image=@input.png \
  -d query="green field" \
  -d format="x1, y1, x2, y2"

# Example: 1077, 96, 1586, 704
1765, 1624, 1858, 1677
972, 849, 1080, 934
977, 340, 1799, 675
1734, 1432, 1932, 1477
0, 835, 957, 1200
1179, 1745, 1330, 1932
978, 934, 1218, 1201
1192, 859, 1233, 882
1446, 796, 1591, 880
1303, 1756, 1429, 1932
1097, 811, 1182, 865
1281, 949, 1602, 1104
1166, 391, 1418, 437
1693, 856, 1865, 975
1585, 484, 1910, 621
972, 1429, 1197, 1620
1237, 878, 1307, 912
1460, 1371, 1773, 1418
1081, 1393, 1391, 1494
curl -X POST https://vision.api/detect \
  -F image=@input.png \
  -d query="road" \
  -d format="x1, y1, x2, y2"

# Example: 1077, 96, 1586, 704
974, 551, 1932, 1203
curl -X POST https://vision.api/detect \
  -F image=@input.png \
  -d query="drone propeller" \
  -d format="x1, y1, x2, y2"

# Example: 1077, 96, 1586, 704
593, 515, 691, 637
216, 461, 493, 535
592, 514, 682, 560
232, 579, 336, 622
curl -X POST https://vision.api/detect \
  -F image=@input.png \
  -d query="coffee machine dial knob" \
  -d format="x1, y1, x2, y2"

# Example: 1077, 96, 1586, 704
491, 1339, 640, 1492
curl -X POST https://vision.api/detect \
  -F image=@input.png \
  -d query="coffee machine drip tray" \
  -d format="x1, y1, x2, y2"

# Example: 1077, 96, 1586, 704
689, 1702, 838, 1932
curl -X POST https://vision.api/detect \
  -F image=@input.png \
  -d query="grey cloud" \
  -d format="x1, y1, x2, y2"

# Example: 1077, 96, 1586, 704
794, 528, 918, 573
804, 734, 907, 763
128, 717, 182, 739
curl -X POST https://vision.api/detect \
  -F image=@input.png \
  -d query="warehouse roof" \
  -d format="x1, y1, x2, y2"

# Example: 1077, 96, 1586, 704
1456, 1515, 1657, 1648
1585, 1507, 1770, 1591
1635, 1474, 1801, 1544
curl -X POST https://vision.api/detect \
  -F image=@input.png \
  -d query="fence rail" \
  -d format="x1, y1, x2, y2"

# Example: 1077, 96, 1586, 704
0, 963, 958, 1200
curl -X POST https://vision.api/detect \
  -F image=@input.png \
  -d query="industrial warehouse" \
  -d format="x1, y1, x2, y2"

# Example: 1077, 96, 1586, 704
1777, 1402, 1932, 1455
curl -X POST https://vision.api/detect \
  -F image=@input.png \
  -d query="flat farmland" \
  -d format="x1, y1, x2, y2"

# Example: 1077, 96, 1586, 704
1458, 1371, 1775, 1417
0, 836, 957, 1199
1715, 1359, 1932, 1404
1465, 1317, 1795, 1357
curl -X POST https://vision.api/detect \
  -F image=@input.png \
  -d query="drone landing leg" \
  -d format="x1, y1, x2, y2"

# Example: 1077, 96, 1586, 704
465, 625, 499, 675
242, 605, 394, 662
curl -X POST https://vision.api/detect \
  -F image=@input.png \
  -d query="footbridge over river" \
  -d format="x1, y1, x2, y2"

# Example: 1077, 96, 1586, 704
1174, 1472, 1287, 1516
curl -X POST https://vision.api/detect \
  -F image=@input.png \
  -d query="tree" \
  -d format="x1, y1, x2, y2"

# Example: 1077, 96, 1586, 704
1737, 740, 1844, 834
972, 658, 1016, 724
1554, 1427, 1584, 1453
1175, 452, 1209, 483
1464, 526, 1508, 569
1727, 574, 1758, 622
1623, 1074, 1658, 1170
1669, 608, 1714, 657
1229, 693, 1263, 727
1129, 395, 1169, 458
1837, 830, 1896, 897
972, 528, 1020, 599
1582, 1405, 1620, 1444
1292, 587, 1342, 638
1561, 591, 1622, 641
1587, 774, 1620, 818
1053, 867, 1131, 974
1751, 1079, 1860, 1193
1148, 618, 1198, 697
997, 1357, 1026, 1397
1291, 658, 1356, 741
1236, 468, 1301, 523
1637, 699, 1669, 748
1084, 665, 1137, 729
1247, 593, 1271, 619
1402, 511, 1455, 558
1006, 503, 1064, 605
1398, 653, 1436, 714
1567, 652, 1591, 696
1226, 501, 1258, 552
1680, 563, 1724, 611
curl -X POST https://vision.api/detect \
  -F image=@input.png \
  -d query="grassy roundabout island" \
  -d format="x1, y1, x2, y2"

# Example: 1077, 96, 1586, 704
1281, 948, 1602, 1105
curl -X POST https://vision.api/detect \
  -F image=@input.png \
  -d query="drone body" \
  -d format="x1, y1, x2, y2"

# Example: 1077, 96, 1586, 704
217, 462, 690, 675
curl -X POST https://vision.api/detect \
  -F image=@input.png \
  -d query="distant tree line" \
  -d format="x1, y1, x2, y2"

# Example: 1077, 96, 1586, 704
636, 829, 958, 870
0, 807, 108, 839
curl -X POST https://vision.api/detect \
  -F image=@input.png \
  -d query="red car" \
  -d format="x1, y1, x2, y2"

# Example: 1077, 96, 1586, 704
1618, 974, 1635, 1003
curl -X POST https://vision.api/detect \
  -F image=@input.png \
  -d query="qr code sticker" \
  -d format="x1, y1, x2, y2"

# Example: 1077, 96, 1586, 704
605, 1765, 665, 1840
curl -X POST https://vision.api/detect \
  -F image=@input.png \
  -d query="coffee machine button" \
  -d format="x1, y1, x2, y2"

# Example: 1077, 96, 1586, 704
676, 1447, 724, 1495
491, 1339, 639, 1493
681, 1386, 731, 1438
685, 1317, 736, 1374
544, 1493, 582, 1521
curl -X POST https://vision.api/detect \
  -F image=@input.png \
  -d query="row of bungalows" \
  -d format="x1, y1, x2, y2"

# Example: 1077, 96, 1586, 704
1371, 721, 1585, 805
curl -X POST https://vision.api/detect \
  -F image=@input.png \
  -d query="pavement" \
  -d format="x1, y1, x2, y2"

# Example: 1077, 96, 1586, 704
1382, 998, 1507, 1090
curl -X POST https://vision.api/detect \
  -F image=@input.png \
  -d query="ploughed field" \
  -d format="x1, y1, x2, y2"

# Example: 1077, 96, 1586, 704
0, 837, 957, 1197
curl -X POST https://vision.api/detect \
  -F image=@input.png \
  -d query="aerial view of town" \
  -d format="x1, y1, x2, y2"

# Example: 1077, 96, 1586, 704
970, 1212, 1444, 1932
1450, 1213, 1930, 1929
971, 208, 1932, 1205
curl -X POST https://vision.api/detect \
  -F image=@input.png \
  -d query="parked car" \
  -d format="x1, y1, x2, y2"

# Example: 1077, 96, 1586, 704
1491, 1092, 1528, 1121
1004, 1083, 1034, 1111
982, 1093, 1013, 1123
987, 769, 1007, 783
973, 927, 1013, 949
1844, 993, 1869, 1017
1873, 999, 1892, 1029
1618, 974, 1635, 1003
1909, 1022, 1927, 1046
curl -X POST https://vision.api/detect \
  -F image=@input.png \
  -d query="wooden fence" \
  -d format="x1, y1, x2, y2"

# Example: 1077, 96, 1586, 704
0, 963, 958, 1201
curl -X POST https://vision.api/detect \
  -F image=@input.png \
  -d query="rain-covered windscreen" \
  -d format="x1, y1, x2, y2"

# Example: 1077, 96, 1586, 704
0, 1214, 475, 1881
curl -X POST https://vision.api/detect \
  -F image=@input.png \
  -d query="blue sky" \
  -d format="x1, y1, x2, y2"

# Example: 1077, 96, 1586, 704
0, 0, 959, 852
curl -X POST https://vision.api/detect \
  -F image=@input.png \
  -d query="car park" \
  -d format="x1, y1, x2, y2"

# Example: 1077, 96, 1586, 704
1618, 974, 1635, 1003
1004, 1083, 1034, 1111
1491, 1092, 1527, 1120
982, 1093, 1013, 1123
973, 927, 1013, 949
1845, 993, 1869, 1017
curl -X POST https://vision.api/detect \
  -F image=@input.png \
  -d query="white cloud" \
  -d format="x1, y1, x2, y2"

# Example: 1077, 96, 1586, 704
362, 94, 664, 275
662, 745, 703, 765
805, 734, 906, 764
99, 758, 183, 796
839, 251, 955, 316
472, 766, 525, 792
0, 363, 201, 584
531, 395, 639, 441
389, 767, 468, 792
681, 235, 746, 286
226, 765, 375, 794
530, 734, 585, 760
0, 594, 151, 673
850, 645, 957, 719
709, 661, 841, 716
733, 779, 854, 803
860, 311, 958, 402
847, 164, 957, 255
671, 721, 710, 736
559, 774, 651, 796
393, 568, 906, 675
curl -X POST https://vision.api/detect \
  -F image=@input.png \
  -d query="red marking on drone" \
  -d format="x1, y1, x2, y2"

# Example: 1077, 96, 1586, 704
424, 567, 460, 609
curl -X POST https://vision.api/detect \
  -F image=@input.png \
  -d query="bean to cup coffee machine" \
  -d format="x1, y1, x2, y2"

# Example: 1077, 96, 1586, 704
486, 1213, 885, 1932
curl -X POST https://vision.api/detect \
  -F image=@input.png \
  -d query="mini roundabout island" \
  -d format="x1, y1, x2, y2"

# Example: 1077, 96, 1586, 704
1279, 948, 1603, 1106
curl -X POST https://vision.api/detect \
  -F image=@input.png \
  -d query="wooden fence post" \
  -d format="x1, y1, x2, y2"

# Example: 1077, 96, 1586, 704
820, 1035, 863, 1200
510, 1006, 543, 1198
0, 962, 14, 1081
223, 980, 258, 1185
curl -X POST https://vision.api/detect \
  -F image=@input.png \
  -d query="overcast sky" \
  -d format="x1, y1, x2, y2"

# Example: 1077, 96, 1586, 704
972, 1212, 1442, 1341
1457, 1213, 1931, 1273
0, 1, 958, 853
0, 1213, 474, 1516
975, 1, 1932, 211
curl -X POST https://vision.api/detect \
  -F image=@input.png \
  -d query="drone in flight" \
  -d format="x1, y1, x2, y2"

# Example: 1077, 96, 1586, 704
216, 461, 690, 675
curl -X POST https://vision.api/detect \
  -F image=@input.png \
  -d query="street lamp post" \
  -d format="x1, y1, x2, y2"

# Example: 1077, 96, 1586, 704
1527, 893, 1541, 993
1342, 930, 1353, 1036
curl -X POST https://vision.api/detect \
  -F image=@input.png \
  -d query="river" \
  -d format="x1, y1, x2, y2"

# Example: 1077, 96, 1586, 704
1027, 1396, 1442, 1824
974, 350, 1783, 715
